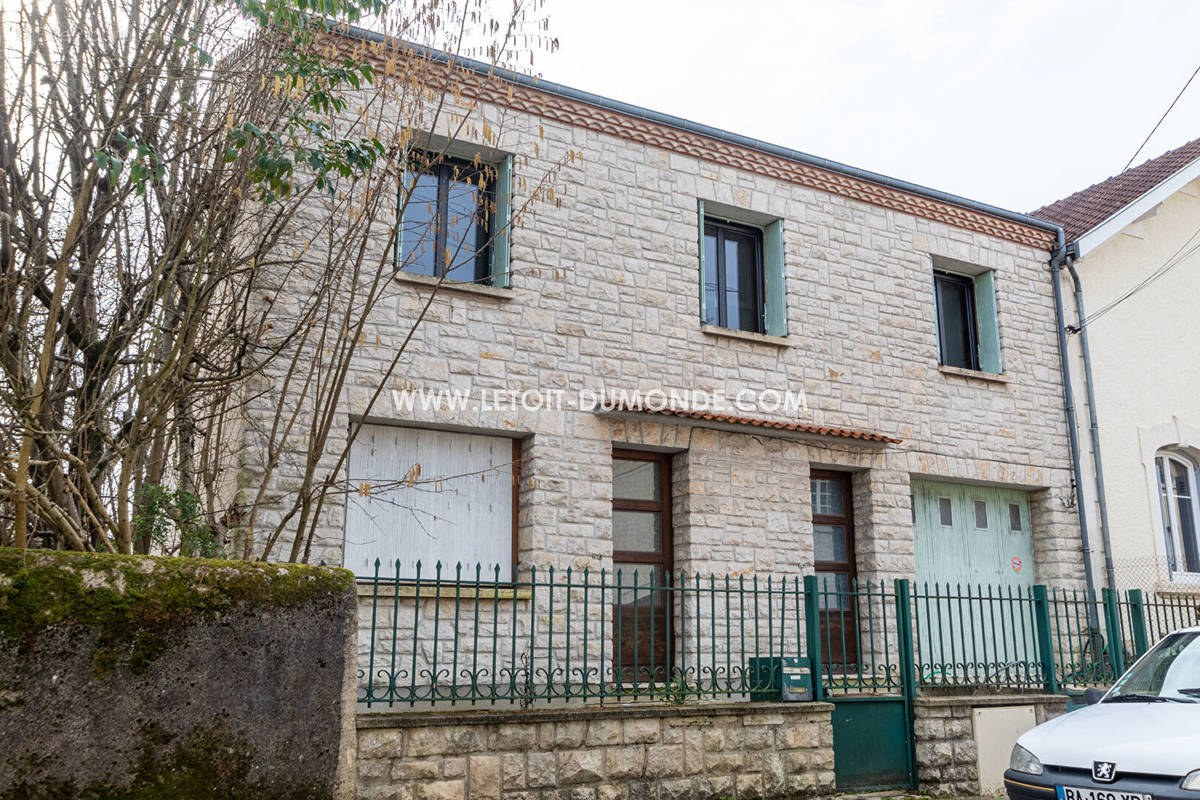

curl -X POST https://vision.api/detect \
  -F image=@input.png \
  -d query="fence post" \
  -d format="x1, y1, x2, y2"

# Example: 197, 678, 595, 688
803, 575, 825, 702
894, 578, 919, 787
1101, 588, 1126, 677
1032, 585, 1059, 694
1126, 589, 1150, 658
894, 579, 918, 698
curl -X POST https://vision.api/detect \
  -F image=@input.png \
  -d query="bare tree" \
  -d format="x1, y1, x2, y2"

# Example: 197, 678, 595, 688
0, 0, 564, 560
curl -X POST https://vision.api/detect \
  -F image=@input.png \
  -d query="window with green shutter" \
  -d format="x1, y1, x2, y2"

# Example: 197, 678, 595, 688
398, 150, 512, 287
932, 260, 1002, 374
697, 200, 787, 336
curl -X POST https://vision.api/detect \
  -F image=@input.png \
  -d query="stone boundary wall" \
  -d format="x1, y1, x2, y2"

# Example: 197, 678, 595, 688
0, 548, 358, 800
356, 702, 835, 800
914, 692, 1067, 796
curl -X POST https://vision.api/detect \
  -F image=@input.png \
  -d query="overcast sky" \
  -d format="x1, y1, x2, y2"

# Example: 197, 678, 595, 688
536, 0, 1200, 213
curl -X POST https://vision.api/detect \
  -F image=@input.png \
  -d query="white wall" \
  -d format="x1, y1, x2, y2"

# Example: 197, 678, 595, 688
1063, 176, 1200, 592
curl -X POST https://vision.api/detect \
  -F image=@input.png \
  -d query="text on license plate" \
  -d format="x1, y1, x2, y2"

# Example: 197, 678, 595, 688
1056, 786, 1151, 800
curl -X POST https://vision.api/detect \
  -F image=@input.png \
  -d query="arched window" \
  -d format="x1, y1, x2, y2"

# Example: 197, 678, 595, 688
1156, 450, 1200, 575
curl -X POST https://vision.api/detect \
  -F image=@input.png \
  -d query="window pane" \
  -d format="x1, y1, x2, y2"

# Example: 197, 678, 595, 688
936, 273, 976, 369
401, 172, 440, 276
613, 510, 662, 553
814, 524, 847, 563
1178, 495, 1199, 573
938, 497, 953, 526
613, 563, 664, 605
1159, 458, 1180, 571
443, 174, 485, 283
723, 236, 742, 330
1172, 459, 1200, 572
1009, 503, 1023, 532
613, 459, 660, 501
815, 571, 849, 609
734, 231, 760, 332
703, 229, 720, 326
811, 478, 844, 516
973, 500, 988, 530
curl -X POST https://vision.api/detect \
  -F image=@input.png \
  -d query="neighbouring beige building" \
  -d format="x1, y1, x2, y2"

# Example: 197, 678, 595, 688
1036, 138, 1200, 594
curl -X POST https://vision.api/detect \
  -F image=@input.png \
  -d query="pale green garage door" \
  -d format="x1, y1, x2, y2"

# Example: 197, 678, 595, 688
912, 481, 1037, 683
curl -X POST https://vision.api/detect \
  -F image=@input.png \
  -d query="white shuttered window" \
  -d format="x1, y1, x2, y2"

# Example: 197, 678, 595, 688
345, 425, 515, 580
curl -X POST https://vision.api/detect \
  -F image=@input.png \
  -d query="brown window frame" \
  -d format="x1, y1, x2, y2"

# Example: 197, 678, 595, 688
811, 469, 857, 583
611, 449, 673, 574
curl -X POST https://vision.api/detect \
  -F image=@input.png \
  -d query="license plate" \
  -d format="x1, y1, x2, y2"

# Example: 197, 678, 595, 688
1056, 786, 1151, 800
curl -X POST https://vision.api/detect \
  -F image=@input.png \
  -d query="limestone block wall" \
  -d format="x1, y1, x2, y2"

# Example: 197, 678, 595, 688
914, 693, 1067, 796
240, 54, 1085, 601
355, 703, 836, 800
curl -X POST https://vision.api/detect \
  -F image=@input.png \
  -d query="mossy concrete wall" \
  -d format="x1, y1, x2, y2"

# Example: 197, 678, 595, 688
0, 548, 358, 799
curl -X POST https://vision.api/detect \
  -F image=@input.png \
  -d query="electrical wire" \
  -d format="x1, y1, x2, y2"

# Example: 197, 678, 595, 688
1123, 63, 1200, 172
1071, 224, 1200, 331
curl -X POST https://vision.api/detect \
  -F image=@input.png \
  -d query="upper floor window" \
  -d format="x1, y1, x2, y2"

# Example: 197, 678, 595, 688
932, 264, 1001, 374
1156, 450, 1200, 575
704, 219, 763, 333
697, 201, 787, 337
400, 151, 512, 286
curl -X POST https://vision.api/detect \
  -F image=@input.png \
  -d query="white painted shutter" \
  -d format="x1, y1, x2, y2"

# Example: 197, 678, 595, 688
345, 425, 514, 580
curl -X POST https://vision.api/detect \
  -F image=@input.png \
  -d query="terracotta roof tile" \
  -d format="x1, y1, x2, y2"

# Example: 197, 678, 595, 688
1032, 137, 1200, 241
601, 403, 901, 444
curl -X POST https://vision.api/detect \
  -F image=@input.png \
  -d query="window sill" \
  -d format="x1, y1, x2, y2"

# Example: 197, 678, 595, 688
394, 271, 513, 300
700, 325, 791, 348
938, 365, 1011, 384
357, 582, 532, 601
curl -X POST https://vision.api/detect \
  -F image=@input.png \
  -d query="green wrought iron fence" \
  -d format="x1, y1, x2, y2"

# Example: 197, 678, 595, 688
1141, 590, 1200, 643
357, 559, 806, 708
357, 563, 1200, 709
807, 576, 907, 696
912, 583, 1044, 689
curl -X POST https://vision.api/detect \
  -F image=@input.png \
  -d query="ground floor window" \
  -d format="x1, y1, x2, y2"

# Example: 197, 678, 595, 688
1157, 450, 1200, 575
344, 424, 518, 580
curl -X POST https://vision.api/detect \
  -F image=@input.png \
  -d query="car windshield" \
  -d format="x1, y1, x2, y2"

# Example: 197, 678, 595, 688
1107, 631, 1200, 702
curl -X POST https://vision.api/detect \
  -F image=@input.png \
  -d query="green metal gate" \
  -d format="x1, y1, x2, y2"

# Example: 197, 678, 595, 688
805, 576, 917, 791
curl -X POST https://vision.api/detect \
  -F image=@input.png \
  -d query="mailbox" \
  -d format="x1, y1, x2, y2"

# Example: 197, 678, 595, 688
747, 656, 813, 701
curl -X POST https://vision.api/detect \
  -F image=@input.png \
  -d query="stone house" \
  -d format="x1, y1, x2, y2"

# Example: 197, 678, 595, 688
236, 29, 1087, 797
258, 29, 1083, 595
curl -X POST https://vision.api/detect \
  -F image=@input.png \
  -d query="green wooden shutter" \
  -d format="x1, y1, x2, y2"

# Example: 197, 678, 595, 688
973, 270, 1001, 373
490, 154, 513, 288
397, 148, 410, 271
697, 199, 706, 323
763, 219, 786, 337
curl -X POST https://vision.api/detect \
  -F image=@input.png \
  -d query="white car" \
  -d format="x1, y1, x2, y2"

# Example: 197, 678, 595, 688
1005, 626, 1200, 800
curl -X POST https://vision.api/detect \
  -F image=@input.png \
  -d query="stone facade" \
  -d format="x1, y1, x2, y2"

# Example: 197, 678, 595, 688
914, 693, 1067, 796
240, 38, 1087, 760
355, 703, 835, 800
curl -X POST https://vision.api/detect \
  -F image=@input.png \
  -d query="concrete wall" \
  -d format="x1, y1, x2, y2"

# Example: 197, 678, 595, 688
0, 549, 358, 800
1062, 175, 1200, 592
356, 703, 835, 800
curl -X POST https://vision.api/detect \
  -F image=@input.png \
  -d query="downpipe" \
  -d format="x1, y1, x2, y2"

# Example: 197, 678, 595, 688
1065, 259, 1117, 592
1050, 231, 1101, 620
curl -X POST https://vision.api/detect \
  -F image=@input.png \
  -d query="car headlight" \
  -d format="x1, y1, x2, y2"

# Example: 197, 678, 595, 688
1010, 744, 1043, 776
1182, 770, 1200, 790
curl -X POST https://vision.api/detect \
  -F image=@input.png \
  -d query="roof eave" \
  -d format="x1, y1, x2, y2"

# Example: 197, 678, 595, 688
334, 23, 1060, 245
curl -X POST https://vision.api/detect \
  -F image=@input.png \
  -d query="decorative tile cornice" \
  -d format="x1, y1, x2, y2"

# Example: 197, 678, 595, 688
336, 36, 1056, 251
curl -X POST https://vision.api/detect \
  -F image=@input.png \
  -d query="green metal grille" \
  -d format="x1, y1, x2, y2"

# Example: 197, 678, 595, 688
357, 559, 807, 708
357, 561, 1200, 708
